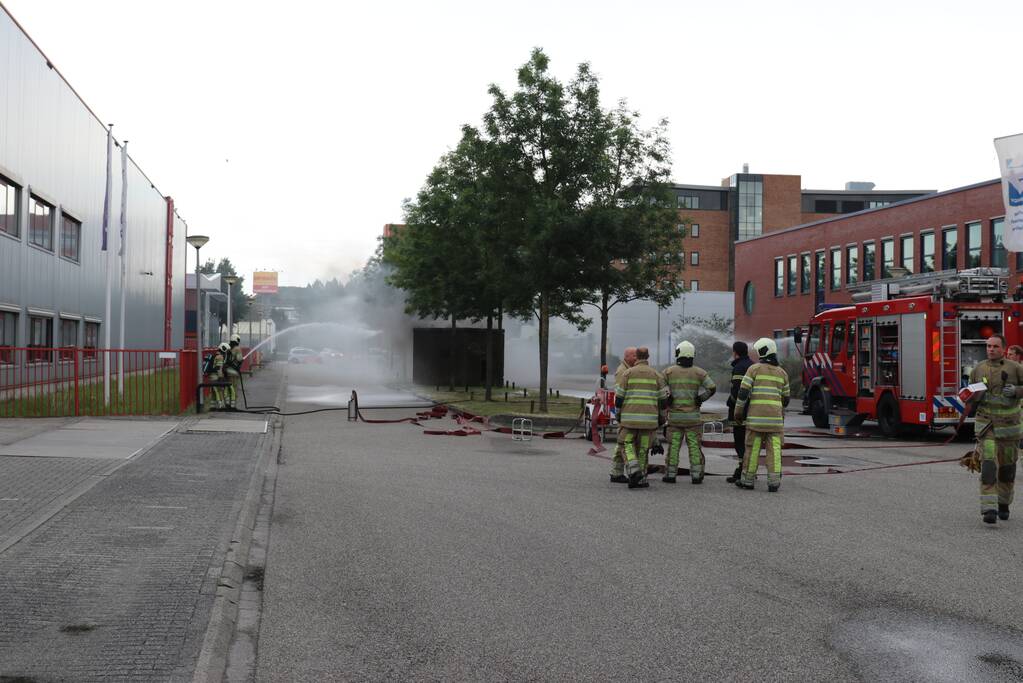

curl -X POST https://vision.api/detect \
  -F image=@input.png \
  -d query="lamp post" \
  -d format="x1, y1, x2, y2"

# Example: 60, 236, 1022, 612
186, 235, 209, 410
224, 275, 238, 341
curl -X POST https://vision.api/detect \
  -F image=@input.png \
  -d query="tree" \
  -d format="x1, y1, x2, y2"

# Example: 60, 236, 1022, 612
199, 257, 252, 331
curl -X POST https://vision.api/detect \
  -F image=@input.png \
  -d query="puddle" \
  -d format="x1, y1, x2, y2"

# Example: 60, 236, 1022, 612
831, 607, 1023, 681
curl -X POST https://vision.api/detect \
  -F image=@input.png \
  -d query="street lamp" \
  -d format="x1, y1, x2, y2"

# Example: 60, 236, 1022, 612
186, 234, 209, 410
224, 275, 238, 341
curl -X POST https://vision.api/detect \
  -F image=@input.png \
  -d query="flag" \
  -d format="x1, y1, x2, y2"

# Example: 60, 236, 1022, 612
101, 125, 112, 251
994, 133, 1023, 252
119, 140, 128, 272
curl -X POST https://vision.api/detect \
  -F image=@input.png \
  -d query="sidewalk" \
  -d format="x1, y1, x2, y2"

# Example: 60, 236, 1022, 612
0, 363, 283, 682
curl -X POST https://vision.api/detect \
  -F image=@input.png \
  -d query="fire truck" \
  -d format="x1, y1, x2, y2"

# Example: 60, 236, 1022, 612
796, 268, 1022, 437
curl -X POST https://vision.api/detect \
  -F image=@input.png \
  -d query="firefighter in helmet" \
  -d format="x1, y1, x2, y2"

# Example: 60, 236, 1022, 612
208, 342, 230, 410
615, 347, 670, 489
609, 347, 638, 483
225, 333, 243, 409
966, 333, 1022, 524
733, 337, 790, 492
662, 340, 716, 484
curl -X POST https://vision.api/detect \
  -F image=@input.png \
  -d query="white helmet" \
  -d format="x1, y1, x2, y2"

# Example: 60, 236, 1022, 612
218, 342, 230, 353
754, 337, 777, 358
675, 341, 695, 359
230, 333, 241, 344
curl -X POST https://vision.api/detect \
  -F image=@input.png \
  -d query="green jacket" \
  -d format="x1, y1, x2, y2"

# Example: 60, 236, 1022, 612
663, 364, 716, 427
616, 360, 668, 430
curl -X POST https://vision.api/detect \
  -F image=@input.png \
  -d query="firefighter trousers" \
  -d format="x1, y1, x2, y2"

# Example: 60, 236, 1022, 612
978, 436, 1018, 513
667, 425, 704, 480
610, 425, 628, 476
622, 428, 655, 482
741, 430, 783, 489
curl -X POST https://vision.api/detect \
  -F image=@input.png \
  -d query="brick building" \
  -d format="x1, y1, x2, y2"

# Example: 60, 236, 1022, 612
732, 178, 1009, 340
671, 170, 929, 292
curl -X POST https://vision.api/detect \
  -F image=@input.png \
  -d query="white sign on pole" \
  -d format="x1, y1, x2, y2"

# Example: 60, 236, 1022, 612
994, 133, 1023, 252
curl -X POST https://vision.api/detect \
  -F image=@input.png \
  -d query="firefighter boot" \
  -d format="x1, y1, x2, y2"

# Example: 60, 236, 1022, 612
609, 474, 629, 484
662, 475, 677, 483
726, 466, 742, 484
768, 484, 780, 493
983, 510, 998, 524
999, 503, 1010, 521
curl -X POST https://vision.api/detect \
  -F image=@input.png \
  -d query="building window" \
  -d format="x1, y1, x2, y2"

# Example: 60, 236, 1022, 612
942, 226, 958, 271
690, 223, 699, 238
830, 247, 842, 291
28, 315, 53, 363
0, 311, 15, 364
0, 175, 19, 238
29, 196, 53, 251
881, 239, 894, 279
800, 252, 811, 294
689, 280, 699, 292
743, 281, 755, 314
841, 200, 865, 214
868, 200, 891, 209
815, 250, 825, 293
60, 213, 81, 262
59, 318, 78, 361
678, 195, 700, 210
815, 199, 838, 213
846, 245, 859, 285
900, 235, 914, 274
992, 218, 1007, 269
921, 231, 935, 273
690, 251, 699, 266
863, 241, 876, 281
737, 178, 763, 240
84, 322, 99, 359
774, 258, 784, 297
787, 255, 797, 295
965, 221, 982, 269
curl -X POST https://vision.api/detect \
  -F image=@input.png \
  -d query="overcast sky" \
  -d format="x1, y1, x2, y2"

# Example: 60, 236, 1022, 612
3, 0, 1021, 292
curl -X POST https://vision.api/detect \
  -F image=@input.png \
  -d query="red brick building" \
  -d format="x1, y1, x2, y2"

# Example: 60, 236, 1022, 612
733, 179, 1010, 339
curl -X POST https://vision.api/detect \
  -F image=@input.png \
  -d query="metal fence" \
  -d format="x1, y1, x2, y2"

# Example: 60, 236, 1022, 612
0, 348, 193, 417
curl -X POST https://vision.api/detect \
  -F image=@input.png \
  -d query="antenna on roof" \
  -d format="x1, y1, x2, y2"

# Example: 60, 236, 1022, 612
742, 163, 749, 173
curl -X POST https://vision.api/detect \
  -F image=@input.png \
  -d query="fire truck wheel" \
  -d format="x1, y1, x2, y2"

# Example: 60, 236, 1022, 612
877, 394, 902, 438
808, 388, 829, 429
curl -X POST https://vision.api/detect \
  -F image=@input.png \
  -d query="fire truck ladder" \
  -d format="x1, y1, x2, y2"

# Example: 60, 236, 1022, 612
938, 299, 960, 396
849, 267, 1010, 302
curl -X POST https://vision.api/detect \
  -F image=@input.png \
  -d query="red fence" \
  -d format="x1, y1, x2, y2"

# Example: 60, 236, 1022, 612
0, 348, 191, 417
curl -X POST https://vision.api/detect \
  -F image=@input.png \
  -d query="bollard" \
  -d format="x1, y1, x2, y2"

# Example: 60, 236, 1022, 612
579, 397, 584, 411
523, 388, 528, 398
556, 390, 560, 398
505, 392, 508, 402
512, 382, 516, 389
549, 388, 553, 397
470, 391, 474, 401
530, 399, 535, 413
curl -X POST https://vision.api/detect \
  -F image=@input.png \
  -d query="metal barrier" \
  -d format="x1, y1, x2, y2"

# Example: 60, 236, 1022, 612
512, 418, 533, 441
702, 421, 724, 436
0, 347, 186, 417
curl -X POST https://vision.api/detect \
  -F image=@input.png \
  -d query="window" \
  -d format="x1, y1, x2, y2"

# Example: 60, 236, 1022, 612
787, 255, 797, 295
921, 231, 935, 273
28, 315, 53, 363
900, 235, 914, 274
846, 245, 859, 285
992, 218, 1007, 269
736, 178, 763, 240
815, 199, 838, 213
690, 223, 699, 238
847, 321, 856, 358
743, 281, 755, 314
868, 200, 891, 209
774, 258, 784, 296
815, 250, 825, 293
60, 213, 80, 262
0, 175, 19, 238
29, 196, 53, 251
841, 200, 864, 214
965, 221, 982, 269
59, 318, 78, 361
678, 195, 700, 209
830, 247, 842, 291
881, 239, 894, 279
800, 252, 811, 294
0, 311, 15, 364
831, 321, 846, 355
863, 242, 876, 281
806, 324, 822, 355
689, 280, 699, 292
690, 251, 699, 266
84, 322, 99, 359
942, 226, 958, 271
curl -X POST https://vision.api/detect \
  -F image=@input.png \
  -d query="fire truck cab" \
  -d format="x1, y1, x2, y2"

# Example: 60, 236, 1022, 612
797, 268, 1021, 437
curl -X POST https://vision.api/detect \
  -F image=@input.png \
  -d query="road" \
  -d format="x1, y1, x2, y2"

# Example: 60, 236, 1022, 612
255, 363, 1023, 681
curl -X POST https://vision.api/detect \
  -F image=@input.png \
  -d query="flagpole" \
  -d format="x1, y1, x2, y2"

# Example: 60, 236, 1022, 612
102, 124, 113, 407
118, 141, 128, 398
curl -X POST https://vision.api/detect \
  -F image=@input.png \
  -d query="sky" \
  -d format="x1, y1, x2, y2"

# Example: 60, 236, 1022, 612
3, 0, 1022, 293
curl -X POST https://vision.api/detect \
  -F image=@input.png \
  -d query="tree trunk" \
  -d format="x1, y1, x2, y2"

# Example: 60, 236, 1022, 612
600, 290, 610, 389
538, 293, 549, 413
498, 304, 503, 330
485, 313, 494, 401
449, 314, 456, 392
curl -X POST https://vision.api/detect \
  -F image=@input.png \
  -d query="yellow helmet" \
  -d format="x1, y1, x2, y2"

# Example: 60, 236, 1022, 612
675, 341, 695, 359
754, 337, 777, 358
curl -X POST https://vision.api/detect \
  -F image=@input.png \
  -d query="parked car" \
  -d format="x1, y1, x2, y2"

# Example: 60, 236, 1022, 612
320, 347, 344, 361
288, 347, 321, 364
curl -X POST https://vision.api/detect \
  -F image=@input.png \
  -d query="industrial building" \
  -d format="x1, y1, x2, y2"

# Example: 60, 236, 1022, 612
0, 5, 187, 360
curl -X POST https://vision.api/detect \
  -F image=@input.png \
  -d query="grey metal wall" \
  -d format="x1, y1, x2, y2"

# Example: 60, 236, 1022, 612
0, 7, 185, 351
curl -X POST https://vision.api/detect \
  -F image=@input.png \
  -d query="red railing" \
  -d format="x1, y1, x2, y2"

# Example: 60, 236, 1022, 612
0, 347, 188, 417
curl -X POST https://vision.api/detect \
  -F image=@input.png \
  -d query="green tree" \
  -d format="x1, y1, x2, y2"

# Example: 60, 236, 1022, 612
199, 257, 251, 331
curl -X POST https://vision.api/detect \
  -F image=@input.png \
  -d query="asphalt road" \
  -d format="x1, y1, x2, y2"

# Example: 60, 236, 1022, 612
256, 364, 1023, 681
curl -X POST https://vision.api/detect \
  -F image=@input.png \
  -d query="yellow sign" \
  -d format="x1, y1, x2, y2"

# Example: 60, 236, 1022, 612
252, 271, 278, 294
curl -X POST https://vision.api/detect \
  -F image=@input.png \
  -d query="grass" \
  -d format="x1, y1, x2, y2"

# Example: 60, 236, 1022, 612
415, 385, 587, 418
0, 368, 183, 417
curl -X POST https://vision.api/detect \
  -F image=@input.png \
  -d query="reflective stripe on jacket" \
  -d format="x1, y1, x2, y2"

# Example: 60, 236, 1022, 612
734, 362, 789, 433
616, 360, 669, 429
971, 358, 1023, 440
663, 365, 716, 427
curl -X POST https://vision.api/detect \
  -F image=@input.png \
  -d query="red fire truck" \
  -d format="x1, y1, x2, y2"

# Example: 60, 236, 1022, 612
796, 268, 1021, 437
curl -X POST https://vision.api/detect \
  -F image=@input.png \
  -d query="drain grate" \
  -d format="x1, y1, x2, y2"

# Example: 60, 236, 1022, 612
59, 623, 97, 635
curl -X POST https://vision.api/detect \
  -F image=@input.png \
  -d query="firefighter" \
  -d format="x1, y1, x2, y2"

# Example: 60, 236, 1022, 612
609, 347, 638, 483
225, 333, 244, 409
967, 333, 1022, 524
206, 343, 230, 410
726, 341, 753, 484
662, 341, 716, 484
733, 337, 790, 492
615, 346, 670, 489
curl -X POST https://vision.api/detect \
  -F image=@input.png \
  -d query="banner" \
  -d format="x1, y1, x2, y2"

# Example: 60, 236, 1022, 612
101, 125, 112, 251
253, 271, 279, 294
994, 133, 1023, 252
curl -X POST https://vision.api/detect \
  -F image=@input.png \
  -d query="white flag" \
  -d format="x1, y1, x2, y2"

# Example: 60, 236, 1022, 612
119, 141, 128, 273
101, 125, 112, 251
994, 133, 1023, 252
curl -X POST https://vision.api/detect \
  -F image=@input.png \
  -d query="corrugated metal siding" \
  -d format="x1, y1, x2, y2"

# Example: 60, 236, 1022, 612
0, 8, 186, 350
